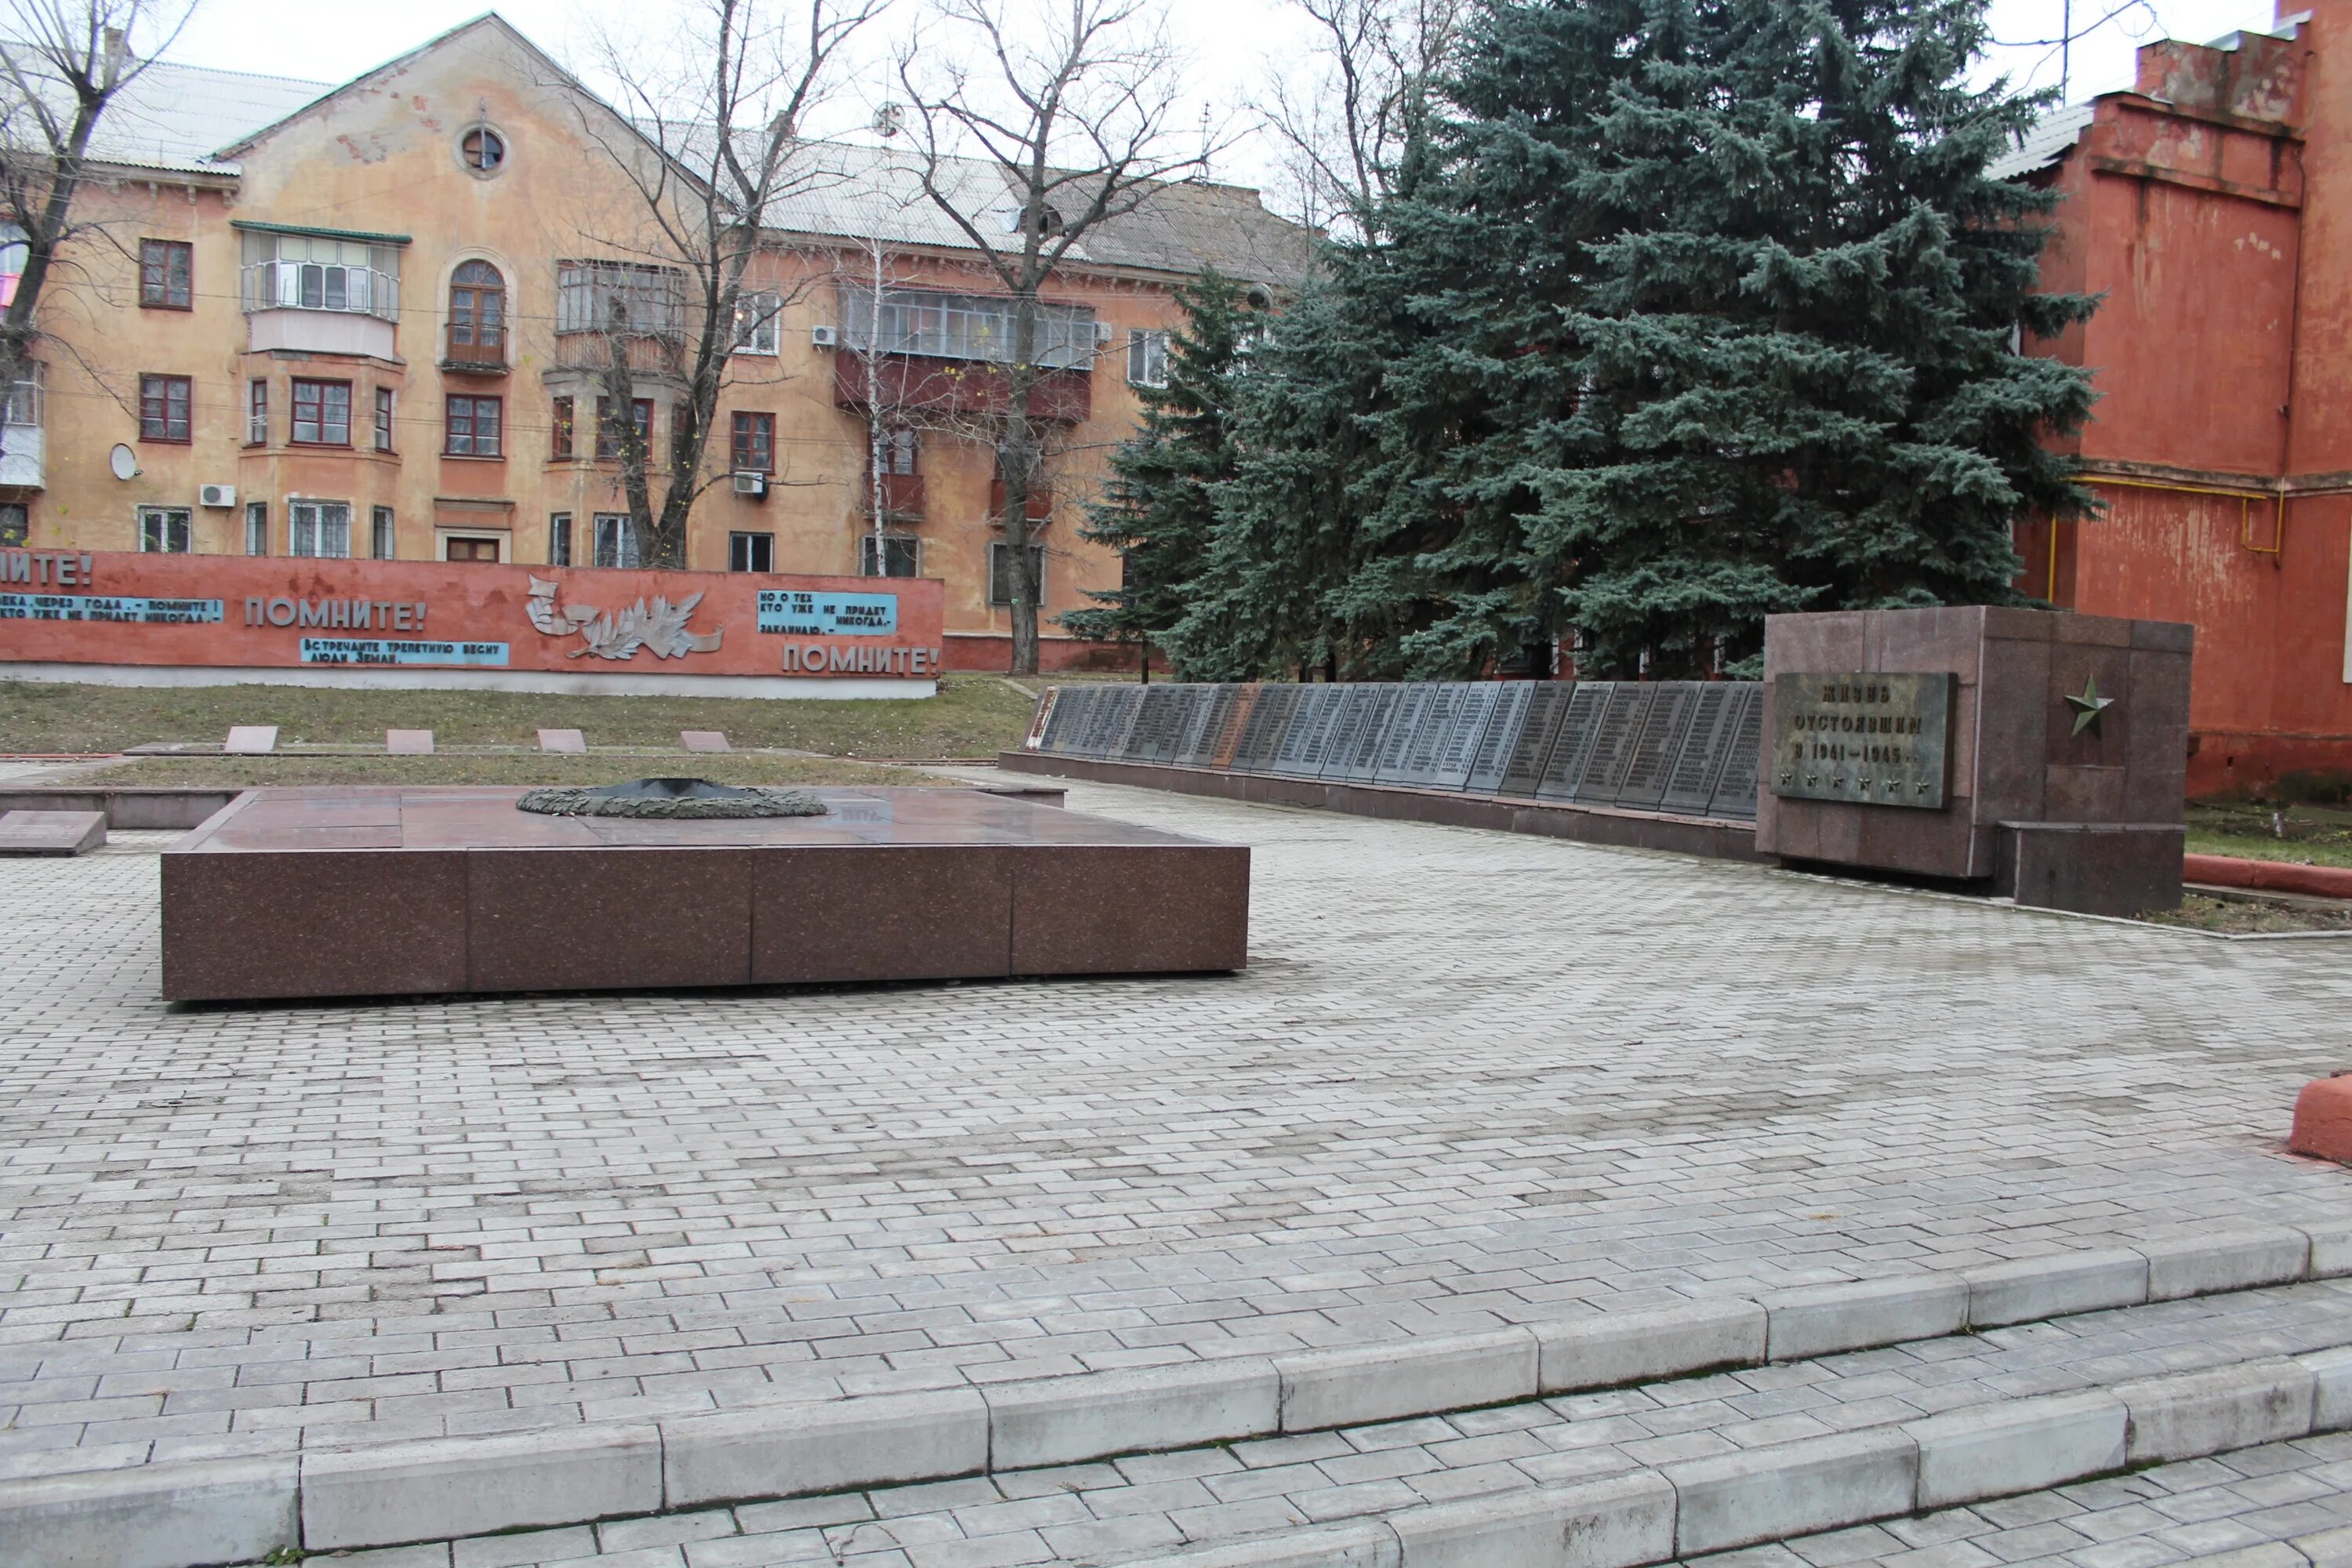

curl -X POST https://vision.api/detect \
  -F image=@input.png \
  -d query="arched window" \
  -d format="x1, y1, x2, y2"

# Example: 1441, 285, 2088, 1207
448, 260, 505, 365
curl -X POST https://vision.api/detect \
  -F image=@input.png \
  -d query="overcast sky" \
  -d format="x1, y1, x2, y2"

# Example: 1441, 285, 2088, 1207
154, 0, 2290, 201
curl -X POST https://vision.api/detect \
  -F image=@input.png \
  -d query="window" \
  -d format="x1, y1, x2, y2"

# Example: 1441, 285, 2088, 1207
460, 125, 505, 173
557, 261, 683, 337
988, 540, 1044, 606
0, 228, 24, 308
594, 396, 652, 461
592, 512, 639, 568
548, 511, 573, 566
877, 425, 918, 474
136, 505, 191, 554
445, 395, 503, 457
374, 387, 394, 452
245, 500, 267, 555
1127, 328, 1168, 387
247, 379, 268, 445
5, 361, 42, 427
550, 396, 575, 460
837, 285, 1097, 368
447, 535, 500, 562
728, 532, 774, 572
732, 291, 781, 354
448, 260, 505, 362
861, 534, 920, 579
0, 503, 27, 547
140, 240, 192, 310
289, 500, 351, 558
730, 411, 773, 474
239, 230, 400, 321
371, 506, 395, 560
292, 379, 351, 445
138, 374, 191, 442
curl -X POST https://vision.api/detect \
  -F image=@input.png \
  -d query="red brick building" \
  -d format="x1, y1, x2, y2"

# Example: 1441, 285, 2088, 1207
2005, 2, 2352, 795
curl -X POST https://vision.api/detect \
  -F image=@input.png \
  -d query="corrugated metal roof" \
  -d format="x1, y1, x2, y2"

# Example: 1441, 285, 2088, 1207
1987, 103, 2096, 181
81, 59, 328, 175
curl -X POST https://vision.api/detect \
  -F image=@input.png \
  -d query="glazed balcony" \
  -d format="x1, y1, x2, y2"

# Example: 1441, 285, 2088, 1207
834, 354, 1090, 424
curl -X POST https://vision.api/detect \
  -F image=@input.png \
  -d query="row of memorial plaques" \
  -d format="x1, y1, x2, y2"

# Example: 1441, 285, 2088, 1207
1033, 681, 1761, 821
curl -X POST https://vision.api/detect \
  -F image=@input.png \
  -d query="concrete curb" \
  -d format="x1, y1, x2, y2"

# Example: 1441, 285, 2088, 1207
5, 1220, 2349, 1565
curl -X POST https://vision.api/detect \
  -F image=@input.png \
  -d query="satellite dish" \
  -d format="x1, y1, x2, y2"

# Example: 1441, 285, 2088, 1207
108, 443, 138, 481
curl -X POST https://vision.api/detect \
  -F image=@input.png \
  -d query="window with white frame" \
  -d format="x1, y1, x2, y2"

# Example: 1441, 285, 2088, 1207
860, 534, 920, 579
5, 361, 42, 426
592, 512, 639, 568
244, 500, 267, 555
136, 505, 191, 554
548, 512, 573, 567
837, 285, 1097, 369
732, 290, 781, 354
728, 531, 774, 572
238, 229, 401, 321
289, 499, 351, 559
372, 506, 395, 560
557, 261, 684, 337
1127, 329, 1168, 387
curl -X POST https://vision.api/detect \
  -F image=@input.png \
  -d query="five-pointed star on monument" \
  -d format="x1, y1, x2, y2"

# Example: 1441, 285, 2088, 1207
2067, 674, 2115, 737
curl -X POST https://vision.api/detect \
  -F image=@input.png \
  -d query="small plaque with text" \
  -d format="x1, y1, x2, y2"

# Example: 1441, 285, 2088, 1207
1770, 672, 1954, 810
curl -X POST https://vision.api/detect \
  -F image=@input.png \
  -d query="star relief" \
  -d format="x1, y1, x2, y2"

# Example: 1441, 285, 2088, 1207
2066, 674, 2115, 738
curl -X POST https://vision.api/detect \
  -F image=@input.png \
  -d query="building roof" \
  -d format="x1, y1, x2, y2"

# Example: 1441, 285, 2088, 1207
79, 58, 328, 176
1987, 102, 2096, 182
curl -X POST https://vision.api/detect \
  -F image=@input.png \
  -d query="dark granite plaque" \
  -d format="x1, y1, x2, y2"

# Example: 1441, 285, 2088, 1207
1083, 685, 1147, 758
1123, 686, 1189, 762
1180, 685, 1240, 766
1659, 683, 1740, 815
1497, 682, 1574, 797
1465, 683, 1536, 795
1165, 685, 1220, 765
1615, 683, 1700, 811
1536, 682, 1616, 800
1317, 687, 1377, 779
1037, 686, 1088, 753
1333, 686, 1405, 781
1575, 684, 1656, 804
1271, 686, 1346, 775
1060, 686, 1107, 756
1231, 684, 1303, 771
1708, 684, 1765, 820
1208, 685, 1261, 768
1393, 684, 1470, 786
1428, 684, 1504, 789
1769, 671, 1955, 809
1370, 686, 1438, 784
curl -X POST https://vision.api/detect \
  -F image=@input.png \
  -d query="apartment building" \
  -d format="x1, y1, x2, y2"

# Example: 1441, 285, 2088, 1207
6, 16, 1308, 670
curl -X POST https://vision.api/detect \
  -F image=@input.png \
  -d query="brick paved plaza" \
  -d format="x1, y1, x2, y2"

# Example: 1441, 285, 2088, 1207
4, 773, 2351, 1532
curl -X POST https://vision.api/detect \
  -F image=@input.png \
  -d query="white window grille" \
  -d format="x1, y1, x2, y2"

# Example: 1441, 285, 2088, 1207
837, 285, 1097, 369
289, 499, 352, 559
238, 230, 401, 322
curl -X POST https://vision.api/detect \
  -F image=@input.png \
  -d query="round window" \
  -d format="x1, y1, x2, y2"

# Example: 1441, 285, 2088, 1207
460, 125, 506, 174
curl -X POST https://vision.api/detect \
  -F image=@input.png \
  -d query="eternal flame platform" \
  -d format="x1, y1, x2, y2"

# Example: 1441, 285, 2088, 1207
160, 786, 1250, 1001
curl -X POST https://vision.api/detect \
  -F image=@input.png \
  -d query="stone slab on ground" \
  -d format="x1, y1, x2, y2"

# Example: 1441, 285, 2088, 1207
220, 725, 276, 754
4, 771, 2352, 1494
537, 728, 586, 753
387, 729, 435, 755
0, 808, 105, 855
681, 731, 731, 753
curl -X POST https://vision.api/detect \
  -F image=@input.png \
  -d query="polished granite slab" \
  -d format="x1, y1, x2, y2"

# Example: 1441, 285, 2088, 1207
162, 786, 1249, 1001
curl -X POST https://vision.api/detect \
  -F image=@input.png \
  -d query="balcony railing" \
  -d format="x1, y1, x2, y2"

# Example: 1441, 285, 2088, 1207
238, 261, 400, 323
863, 471, 925, 522
834, 354, 1091, 424
989, 477, 1054, 524
444, 325, 506, 372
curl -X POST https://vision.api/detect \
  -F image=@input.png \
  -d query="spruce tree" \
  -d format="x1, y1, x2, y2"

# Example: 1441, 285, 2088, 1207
1062, 271, 1263, 664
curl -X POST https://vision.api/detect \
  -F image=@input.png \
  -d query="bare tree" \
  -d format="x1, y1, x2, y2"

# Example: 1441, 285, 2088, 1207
896, 0, 1213, 675
1258, 0, 1461, 238
569, 0, 878, 568
0, 0, 198, 462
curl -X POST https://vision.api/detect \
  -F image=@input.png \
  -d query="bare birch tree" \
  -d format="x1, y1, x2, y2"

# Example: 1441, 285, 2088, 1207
1258, 0, 1461, 238
0, 0, 198, 462
569, 0, 878, 568
896, 0, 1212, 674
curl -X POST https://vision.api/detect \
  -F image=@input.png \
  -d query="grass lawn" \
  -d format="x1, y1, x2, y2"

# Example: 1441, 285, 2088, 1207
2184, 800, 2352, 869
65, 754, 931, 789
0, 673, 1053, 759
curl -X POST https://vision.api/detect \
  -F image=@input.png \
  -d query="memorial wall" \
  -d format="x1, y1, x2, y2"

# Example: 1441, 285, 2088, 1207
1025, 679, 1763, 822
0, 549, 946, 697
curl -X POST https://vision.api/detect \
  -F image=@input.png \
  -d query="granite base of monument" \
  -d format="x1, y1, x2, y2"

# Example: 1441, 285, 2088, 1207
0, 809, 107, 855
161, 786, 1247, 1002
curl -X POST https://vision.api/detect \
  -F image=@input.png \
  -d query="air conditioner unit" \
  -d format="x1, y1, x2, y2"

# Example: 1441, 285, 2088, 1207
811, 324, 839, 347
733, 470, 768, 499
198, 484, 235, 508
1093, 321, 1116, 348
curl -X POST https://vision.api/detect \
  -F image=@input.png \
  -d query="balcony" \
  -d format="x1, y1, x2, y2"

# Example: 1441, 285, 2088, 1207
862, 471, 925, 523
989, 477, 1053, 524
834, 354, 1090, 424
442, 325, 506, 374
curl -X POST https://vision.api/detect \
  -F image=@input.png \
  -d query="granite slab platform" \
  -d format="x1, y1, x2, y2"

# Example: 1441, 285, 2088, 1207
0, 809, 106, 856
160, 786, 1248, 1001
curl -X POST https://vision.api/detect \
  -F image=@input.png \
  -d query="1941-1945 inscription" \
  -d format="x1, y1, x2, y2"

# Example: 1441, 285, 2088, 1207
1770, 672, 1955, 810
